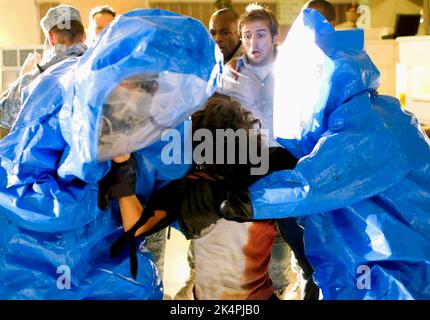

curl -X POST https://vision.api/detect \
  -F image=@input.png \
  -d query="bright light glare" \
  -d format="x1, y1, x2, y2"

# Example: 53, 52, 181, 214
274, 13, 334, 141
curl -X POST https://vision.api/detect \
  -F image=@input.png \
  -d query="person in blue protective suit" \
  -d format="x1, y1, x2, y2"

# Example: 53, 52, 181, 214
101, 96, 318, 300
249, 7, 430, 300
0, 54, 162, 300
0, 5, 87, 132
0, 9, 220, 299
96, 72, 171, 287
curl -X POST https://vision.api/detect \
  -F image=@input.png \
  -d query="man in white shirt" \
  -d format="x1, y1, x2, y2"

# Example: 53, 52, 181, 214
219, 4, 278, 143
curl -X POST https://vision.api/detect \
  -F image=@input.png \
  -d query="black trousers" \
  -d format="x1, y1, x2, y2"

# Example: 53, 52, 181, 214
276, 217, 319, 300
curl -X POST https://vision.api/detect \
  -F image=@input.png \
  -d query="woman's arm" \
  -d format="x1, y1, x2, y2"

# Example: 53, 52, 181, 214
109, 154, 168, 237
118, 195, 167, 237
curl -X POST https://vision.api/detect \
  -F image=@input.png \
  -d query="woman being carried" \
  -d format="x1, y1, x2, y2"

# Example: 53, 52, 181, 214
101, 97, 316, 300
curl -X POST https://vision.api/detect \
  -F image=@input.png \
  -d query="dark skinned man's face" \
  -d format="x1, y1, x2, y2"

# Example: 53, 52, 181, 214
209, 14, 240, 60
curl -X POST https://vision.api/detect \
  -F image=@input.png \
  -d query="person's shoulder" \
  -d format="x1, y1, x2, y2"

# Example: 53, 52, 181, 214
225, 57, 239, 72
226, 54, 246, 72
225, 42, 245, 64
224, 56, 246, 82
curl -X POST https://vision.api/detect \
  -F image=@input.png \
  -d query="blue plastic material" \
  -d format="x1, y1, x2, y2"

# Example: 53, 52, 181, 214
59, 8, 221, 181
0, 9, 217, 299
251, 9, 430, 299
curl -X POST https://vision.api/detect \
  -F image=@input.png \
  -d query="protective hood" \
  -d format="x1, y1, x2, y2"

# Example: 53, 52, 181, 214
273, 8, 380, 157
250, 9, 430, 299
59, 8, 222, 182
0, 9, 220, 299
0, 57, 163, 299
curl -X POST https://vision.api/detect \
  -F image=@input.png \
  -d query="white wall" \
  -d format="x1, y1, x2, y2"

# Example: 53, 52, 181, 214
56, 0, 150, 28
0, 0, 40, 47
0, 0, 150, 47
0, 0, 425, 48
371, 0, 422, 29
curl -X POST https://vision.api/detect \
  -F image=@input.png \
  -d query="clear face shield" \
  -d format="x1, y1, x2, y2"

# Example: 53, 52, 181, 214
98, 74, 159, 161
98, 71, 211, 161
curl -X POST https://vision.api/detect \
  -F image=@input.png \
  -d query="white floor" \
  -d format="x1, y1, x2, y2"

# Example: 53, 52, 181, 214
162, 228, 191, 299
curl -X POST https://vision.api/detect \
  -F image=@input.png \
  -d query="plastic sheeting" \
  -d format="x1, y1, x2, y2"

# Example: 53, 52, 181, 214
0, 9, 218, 299
60, 8, 222, 169
250, 9, 430, 299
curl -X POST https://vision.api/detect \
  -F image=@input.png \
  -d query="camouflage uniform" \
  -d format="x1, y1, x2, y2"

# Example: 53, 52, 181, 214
145, 229, 167, 278
0, 43, 87, 130
269, 226, 300, 299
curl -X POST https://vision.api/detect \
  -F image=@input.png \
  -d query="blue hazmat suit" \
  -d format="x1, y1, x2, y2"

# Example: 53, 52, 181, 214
0, 9, 220, 299
250, 9, 430, 299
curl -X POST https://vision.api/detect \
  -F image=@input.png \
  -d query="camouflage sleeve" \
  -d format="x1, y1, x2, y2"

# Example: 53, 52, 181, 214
0, 71, 39, 129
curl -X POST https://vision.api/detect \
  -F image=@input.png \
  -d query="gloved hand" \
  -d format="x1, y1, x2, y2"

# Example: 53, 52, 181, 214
302, 274, 320, 300
98, 155, 137, 210
218, 186, 254, 222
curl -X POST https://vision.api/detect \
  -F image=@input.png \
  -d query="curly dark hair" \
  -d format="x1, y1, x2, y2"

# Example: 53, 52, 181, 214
191, 96, 263, 184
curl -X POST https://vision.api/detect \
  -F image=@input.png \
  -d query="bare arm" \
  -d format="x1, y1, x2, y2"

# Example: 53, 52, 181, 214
112, 154, 167, 237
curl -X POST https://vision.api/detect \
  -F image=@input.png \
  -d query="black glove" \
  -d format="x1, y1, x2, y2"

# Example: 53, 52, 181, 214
98, 155, 137, 210
110, 204, 178, 279
110, 206, 154, 279
218, 185, 254, 222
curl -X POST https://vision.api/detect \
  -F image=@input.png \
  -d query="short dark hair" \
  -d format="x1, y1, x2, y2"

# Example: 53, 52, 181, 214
306, 0, 336, 23
211, 7, 239, 21
238, 4, 279, 37
90, 5, 116, 18
50, 20, 85, 44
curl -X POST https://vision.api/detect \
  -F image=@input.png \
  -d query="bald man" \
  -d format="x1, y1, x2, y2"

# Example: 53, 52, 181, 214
209, 8, 243, 64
